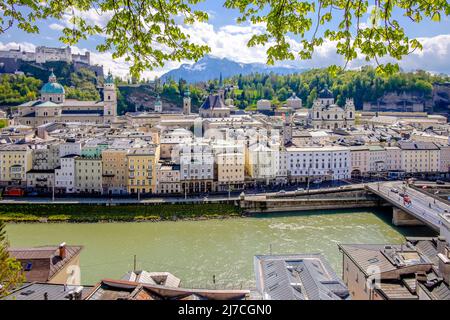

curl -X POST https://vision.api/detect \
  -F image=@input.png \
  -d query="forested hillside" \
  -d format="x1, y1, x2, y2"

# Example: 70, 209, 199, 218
1, 65, 449, 114
227, 67, 449, 109
0, 74, 42, 105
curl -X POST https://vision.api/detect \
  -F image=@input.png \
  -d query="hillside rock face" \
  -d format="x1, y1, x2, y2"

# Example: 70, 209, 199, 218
160, 55, 306, 83
433, 83, 450, 112
118, 84, 181, 113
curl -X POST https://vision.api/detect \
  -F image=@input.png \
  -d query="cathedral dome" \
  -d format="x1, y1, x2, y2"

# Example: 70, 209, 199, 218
40, 71, 65, 95
40, 82, 65, 95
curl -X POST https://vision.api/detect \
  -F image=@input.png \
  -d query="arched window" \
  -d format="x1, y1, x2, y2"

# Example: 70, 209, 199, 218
316, 112, 319, 118
335, 114, 338, 119
350, 112, 353, 118
327, 114, 330, 119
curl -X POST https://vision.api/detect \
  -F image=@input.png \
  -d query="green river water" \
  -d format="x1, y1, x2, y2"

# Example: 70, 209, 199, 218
5, 208, 434, 289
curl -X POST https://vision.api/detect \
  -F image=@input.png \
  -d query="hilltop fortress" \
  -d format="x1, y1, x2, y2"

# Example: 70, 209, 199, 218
0, 45, 90, 64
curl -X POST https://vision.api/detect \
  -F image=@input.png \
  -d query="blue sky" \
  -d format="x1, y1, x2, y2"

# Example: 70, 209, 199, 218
1, 1, 450, 78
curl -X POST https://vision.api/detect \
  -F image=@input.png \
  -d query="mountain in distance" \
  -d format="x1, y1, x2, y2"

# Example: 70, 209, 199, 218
160, 55, 307, 83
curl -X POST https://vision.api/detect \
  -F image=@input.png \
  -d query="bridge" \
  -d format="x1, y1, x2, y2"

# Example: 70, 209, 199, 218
365, 181, 449, 232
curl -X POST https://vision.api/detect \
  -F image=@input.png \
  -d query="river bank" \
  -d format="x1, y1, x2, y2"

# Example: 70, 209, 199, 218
0, 203, 243, 223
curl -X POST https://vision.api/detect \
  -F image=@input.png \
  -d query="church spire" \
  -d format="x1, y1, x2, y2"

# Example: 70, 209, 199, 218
219, 72, 223, 88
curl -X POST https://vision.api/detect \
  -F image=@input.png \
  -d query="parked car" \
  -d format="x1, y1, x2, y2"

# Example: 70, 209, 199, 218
296, 188, 305, 192
4, 187, 25, 197
277, 190, 286, 195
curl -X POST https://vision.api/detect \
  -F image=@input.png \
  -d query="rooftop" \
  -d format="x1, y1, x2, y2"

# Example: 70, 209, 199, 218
1, 282, 93, 301
254, 254, 350, 300
8, 244, 83, 282
86, 279, 249, 300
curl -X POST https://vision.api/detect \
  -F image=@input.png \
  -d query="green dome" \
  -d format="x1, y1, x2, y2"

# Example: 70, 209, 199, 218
41, 82, 65, 95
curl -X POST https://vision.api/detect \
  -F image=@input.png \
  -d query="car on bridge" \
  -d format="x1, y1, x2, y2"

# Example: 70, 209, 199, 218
390, 188, 399, 194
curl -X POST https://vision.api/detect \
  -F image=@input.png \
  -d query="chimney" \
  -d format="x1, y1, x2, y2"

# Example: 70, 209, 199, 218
59, 242, 67, 259
438, 247, 450, 286
437, 236, 447, 255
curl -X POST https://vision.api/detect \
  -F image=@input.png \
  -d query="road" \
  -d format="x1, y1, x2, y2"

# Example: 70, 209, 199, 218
367, 181, 449, 230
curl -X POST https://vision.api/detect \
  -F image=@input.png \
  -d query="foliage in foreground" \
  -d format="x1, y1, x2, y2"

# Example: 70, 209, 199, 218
0, 220, 24, 298
0, 0, 448, 78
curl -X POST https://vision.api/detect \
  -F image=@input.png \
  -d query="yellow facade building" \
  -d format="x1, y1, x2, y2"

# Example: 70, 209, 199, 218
399, 141, 440, 173
126, 146, 159, 194
0, 144, 32, 186
102, 148, 128, 195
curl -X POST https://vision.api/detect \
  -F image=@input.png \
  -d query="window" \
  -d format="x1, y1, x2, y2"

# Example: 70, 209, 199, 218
24, 262, 33, 271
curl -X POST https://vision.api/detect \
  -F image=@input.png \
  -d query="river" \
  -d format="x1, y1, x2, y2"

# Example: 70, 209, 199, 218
5, 208, 434, 289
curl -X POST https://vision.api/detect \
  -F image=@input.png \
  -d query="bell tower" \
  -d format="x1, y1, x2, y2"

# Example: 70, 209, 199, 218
103, 71, 117, 123
183, 89, 191, 115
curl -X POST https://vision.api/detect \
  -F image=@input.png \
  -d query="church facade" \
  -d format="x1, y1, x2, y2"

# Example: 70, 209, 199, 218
308, 87, 355, 130
16, 71, 117, 127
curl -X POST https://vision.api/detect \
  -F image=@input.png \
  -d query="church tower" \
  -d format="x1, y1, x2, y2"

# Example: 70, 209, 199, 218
183, 89, 191, 115
217, 72, 225, 102
103, 71, 117, 123
154, 94, 163, 113
344, 98, 355, 128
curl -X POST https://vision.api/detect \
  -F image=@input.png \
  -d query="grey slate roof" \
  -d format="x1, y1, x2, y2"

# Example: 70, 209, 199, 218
254, 254, 350, 300
1, 282, 93, 300
201, 94, 226, 110
398, 141, 440, 150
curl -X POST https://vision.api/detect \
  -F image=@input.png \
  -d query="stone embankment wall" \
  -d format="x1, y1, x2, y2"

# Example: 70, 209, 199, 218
240, 190, 386, 213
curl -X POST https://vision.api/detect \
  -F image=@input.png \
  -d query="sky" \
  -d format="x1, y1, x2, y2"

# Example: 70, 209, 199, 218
1, 1, 450, 79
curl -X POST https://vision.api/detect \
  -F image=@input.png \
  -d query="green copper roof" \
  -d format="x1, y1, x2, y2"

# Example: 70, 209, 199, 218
105, 71, 114, 84
155, 94, 162, 106
40, 82, 65, 95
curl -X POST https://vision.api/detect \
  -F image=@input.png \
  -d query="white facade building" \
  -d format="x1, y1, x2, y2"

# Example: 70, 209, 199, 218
178, 142, 214, 193
349, 146, 369, 176
55, 155, 76, 193
385, 146, 402, 171
285, 146, 351, 182
368, 146, 387, 173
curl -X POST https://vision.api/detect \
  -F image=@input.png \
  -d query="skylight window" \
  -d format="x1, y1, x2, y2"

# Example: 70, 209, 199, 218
24, 262, 33, 271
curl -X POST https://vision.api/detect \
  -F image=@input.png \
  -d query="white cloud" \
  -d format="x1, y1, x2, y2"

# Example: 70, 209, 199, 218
49, 23, 65, 31
0, 41, 36, 52
180, 22, 271, 64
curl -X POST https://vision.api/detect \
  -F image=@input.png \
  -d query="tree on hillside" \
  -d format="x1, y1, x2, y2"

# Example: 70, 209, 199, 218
0, 221, 24, 298
0, 1, 448, 78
